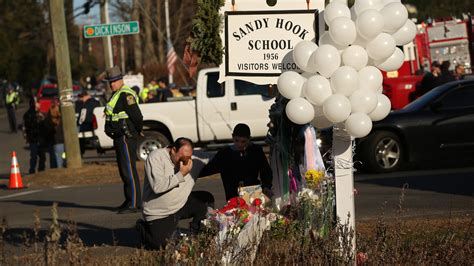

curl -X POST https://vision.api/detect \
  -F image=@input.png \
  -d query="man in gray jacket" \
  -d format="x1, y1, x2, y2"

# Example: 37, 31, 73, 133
137, 137, 214, 249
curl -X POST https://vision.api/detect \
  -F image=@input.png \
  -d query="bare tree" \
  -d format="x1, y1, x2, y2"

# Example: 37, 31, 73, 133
132, 0, 143, 71
143, 0, 157, 65
156, 0, 165, 64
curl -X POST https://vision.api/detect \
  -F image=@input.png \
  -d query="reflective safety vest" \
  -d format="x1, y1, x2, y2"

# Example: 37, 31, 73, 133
6, 91, 19, 105
105, 85, 139, 122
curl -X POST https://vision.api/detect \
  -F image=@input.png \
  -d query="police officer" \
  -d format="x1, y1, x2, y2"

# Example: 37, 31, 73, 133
5, 85, 19, 133
103, 66, 143, 214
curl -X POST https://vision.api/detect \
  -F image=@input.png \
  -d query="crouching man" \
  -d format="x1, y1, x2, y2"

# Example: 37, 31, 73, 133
137, 137, 214, 249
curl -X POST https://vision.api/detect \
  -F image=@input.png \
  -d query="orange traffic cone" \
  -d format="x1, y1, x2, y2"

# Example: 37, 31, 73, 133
9, 151, 24, 189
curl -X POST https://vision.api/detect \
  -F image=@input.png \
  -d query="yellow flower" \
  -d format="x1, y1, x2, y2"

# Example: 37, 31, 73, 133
305, 169, 324, 188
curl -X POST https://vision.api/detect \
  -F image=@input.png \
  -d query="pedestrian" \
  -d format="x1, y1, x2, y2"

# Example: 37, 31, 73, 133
156, 77, 172, 102
22, 98, 46, 174
169, 83, 184, 98
199, 123, 273, 201
454, 64, 466, 80
409, 61, 441, 102
136, 137, 215, 249
5, 85, 20, 133
39, 105, 58, 169
45, 101, 65, 168
434, 60, 455, 87
103, 66, 143, 214
77, 91, 100, 156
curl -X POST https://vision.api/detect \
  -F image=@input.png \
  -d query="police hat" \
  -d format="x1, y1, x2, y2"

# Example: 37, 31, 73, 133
104, 66, 123, 82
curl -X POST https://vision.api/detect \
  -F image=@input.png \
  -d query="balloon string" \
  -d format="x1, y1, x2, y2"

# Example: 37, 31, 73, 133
306, 0, 310, 10
232, 0, 235, 11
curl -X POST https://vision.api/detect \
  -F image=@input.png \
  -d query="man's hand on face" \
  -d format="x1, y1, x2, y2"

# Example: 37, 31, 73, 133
179, 158, 193, 176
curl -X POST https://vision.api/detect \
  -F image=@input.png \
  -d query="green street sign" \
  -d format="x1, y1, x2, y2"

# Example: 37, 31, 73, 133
84, 21, 139, 38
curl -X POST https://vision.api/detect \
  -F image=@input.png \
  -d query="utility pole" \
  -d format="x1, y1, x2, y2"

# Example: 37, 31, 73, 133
49, 0, 82, 168
100, 0, 113, 69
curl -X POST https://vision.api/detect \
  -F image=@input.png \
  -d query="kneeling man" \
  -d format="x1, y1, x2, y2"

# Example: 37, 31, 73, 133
138, 137, 214, 249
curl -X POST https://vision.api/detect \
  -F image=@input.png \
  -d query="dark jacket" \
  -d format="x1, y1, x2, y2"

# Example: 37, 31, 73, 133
77, 98, 100, 132
199, 143, 272, 200
23, 108, 42, 143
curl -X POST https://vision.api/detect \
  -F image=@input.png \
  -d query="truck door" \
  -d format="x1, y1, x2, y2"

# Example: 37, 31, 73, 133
228, 79, 275, 138
197, 71, 233, 141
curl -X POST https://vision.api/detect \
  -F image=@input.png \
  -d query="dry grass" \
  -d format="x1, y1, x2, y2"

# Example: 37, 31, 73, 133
1, 205, 472, 265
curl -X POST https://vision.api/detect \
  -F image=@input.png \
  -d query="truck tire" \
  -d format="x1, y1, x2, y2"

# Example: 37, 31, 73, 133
362, 131, 405, 173
136, 131, 170, 161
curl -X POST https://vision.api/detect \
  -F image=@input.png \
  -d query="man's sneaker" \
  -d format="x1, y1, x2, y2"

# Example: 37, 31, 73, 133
117, 206, 141, 214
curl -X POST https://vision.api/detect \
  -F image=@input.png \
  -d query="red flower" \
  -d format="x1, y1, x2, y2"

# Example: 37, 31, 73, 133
252, 198, 262, 207
218, 197, 248, 213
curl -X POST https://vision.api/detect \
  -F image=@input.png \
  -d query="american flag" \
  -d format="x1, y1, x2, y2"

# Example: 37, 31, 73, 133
167, 41, 178, 76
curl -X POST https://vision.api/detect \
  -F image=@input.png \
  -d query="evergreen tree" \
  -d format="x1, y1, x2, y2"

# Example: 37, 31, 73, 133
190, 0, 225, 66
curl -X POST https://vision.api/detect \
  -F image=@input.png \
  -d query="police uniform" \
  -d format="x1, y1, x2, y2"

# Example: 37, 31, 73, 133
5, 87, 19, 133
104, 66, 143, 213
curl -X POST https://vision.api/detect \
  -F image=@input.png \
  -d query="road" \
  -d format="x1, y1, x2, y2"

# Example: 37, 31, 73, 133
0, 105, 472, 251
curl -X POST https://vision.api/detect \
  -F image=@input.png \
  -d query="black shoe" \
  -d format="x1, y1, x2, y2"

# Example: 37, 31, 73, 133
115, 201, 130, 211
117, 206, 141, 214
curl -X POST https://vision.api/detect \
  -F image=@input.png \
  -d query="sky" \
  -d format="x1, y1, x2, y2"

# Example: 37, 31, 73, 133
73, 0, 101, 25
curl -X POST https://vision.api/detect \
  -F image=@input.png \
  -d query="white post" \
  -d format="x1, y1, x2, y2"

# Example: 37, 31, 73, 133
104, 0, 113, 68
327, 0, 356, 256
333, 125, 356, 253
165, 0, 173, 84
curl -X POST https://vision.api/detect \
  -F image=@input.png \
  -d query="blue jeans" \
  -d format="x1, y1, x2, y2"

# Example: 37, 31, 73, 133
54, 143, 65, 168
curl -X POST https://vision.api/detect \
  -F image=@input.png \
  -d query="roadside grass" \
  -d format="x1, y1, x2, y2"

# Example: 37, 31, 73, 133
1, 203, 472, 264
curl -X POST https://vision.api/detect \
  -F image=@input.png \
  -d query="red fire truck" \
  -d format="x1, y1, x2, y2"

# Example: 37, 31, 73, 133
382, 17, 473, 109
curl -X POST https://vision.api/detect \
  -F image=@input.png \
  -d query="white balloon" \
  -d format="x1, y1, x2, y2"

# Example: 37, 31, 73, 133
319, 32, 348, 51
369, 93, 391, 121
311, 105, 333, 129
301, 72, 314, 79
366, 33, 396, 60
352, 34, 368, 48
381, 0, 401, 6
359, 66, 383, 92
380, 2, 408, 33
354, 0, 383, 15
329, 17, 357, 46
303, 75, 332, 106
277, 71, 306, 99
345, 112, 373, 138
374, 47, 404, 71
391, 19, 417, 45
309, 45, 341, 78
356, 9, 384, 40
342, 45, 368, 70
293, 41, 319, 72
324, 2, 351, 25
350, 89, 378, 114
323, 94, 351, 123
330, 66, 359, 96
285, 97, 315, 125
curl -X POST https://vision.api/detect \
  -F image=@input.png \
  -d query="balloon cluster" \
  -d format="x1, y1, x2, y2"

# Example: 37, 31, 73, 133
277, 0, 416, 138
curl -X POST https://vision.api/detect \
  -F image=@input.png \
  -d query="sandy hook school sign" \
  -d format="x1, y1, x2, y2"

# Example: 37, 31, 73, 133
219, 3, 321, 85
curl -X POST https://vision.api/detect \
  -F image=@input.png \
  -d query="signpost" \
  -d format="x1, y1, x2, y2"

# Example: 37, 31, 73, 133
84, 21, 140, 38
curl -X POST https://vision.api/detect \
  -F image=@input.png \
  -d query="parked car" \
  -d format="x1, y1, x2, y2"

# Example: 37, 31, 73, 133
355, 79, 474, 173
36, 83, 82, 113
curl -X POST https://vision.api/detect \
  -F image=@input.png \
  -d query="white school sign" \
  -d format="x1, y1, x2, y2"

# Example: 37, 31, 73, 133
225, 10, 317, 78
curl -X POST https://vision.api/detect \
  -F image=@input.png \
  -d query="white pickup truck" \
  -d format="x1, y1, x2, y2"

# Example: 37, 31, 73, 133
90, 68, 275, 160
